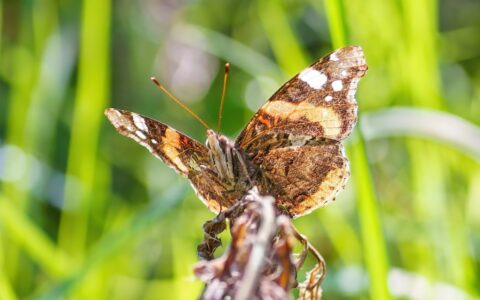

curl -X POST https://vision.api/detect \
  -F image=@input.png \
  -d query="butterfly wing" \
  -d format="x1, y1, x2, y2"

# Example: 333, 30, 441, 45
260, 143, 349, 217
105, 108, 233, 213
237, 46, 367, 149
235, 46, 367, 217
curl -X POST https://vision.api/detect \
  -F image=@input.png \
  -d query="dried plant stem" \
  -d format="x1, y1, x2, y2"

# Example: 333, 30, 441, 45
235, 191, 276, 300
291, 224, 327, 288
195, 187, 326, 300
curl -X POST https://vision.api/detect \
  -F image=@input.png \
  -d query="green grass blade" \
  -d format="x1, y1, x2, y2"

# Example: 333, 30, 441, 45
350, 130, 392, 300
323, 1, 392, 298
0, 196, 72, 278
316, 207, 362, 264
362, 107, 480, 159
399, 0, 477, 293
0, 237, 17, 300
40, 183, 187, 299
0, 1, 2, 59
257, 0, 309, 74
58, 0, 112, 258
322, 0, 346, 48
0, 274, 17, 300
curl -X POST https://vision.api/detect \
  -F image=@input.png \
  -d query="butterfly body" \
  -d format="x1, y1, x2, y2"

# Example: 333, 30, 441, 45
106, 46, 367, 218
205, 130, 253, 190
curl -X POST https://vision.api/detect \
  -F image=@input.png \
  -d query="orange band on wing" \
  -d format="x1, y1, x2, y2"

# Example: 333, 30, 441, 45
162, 128, 189, 174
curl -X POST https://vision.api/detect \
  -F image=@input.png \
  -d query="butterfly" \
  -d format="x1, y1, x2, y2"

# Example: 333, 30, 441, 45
105, 46, 367, 218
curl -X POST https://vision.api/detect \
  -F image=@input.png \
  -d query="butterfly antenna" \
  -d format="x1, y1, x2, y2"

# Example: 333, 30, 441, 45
150, 77, 210, 130
217, 63, 230, 132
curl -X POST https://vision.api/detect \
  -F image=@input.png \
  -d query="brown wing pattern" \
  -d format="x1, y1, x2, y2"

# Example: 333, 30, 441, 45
105, 46, 367, 218
105, 108, 236, 213
236, 46, 367, 152
257, 143, 349, 217
235, 46, 367, 217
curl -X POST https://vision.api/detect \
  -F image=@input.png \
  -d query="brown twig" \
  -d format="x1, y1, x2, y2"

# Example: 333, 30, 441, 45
235, 188, 276, 300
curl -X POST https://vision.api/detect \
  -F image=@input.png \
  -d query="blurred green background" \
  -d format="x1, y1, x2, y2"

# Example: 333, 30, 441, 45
1, 0, 480, 299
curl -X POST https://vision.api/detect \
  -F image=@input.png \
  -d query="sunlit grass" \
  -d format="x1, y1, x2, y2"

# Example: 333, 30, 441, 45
40, 183, 187, 298
257, 0, 308, 74
0, 195, 71, 278
324, 1, 391, 299
58, 0, 112, 264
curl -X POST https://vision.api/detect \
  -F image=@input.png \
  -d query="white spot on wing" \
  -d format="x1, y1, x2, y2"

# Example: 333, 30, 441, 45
332, 80, 343, 91
325, 95, 333, 102
136, 130, 147, 139
132, 113, 148, 132
139, 141, 153, 152
298, 68, 327, 89
151, 139, 158, 144
330, 52, 339, 61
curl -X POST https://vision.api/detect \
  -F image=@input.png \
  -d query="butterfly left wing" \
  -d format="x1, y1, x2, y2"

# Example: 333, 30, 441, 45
235, 46, 367, 217
105, 108, 236, 213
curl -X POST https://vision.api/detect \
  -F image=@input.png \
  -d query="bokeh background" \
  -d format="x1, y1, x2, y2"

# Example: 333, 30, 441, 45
1, 0, 480, 299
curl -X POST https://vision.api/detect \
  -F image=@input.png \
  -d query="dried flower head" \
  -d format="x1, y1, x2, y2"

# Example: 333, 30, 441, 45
194, 187, 326, 300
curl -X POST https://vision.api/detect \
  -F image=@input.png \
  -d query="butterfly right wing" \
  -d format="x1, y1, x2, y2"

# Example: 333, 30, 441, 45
237, 46, 367, 154
105, 108, 232, 213
234, 46, 367, 217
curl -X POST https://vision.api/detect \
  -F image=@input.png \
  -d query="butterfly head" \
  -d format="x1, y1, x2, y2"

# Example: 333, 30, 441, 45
205, 129, 236, 185
206, 129, 224, 145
